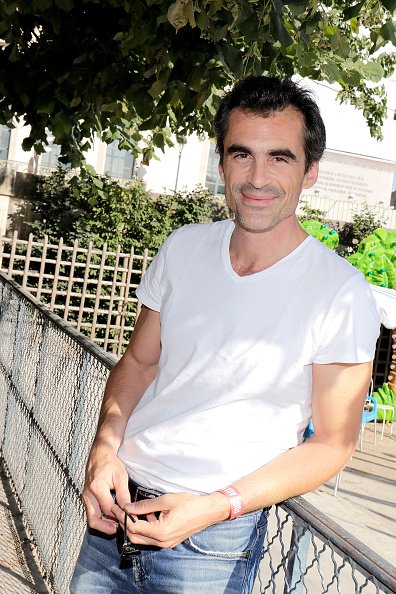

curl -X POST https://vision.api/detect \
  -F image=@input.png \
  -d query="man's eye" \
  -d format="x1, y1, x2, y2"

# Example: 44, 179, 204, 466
273, 156, 288, 163
235, 153, 249, 159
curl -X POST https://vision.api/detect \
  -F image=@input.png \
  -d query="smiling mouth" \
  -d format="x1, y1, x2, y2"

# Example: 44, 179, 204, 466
241, 193, 279, 204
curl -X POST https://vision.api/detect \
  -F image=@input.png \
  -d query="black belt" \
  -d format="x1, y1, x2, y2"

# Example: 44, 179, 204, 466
117, 479, 162, 564
128, 478, 163, 504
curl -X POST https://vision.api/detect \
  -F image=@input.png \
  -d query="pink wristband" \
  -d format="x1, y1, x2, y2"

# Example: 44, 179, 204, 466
217, 486, 244, 520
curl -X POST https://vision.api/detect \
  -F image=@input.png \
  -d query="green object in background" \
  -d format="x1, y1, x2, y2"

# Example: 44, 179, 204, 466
373, 382, 396, 422
347, 228, 396, 289
300, 220, 339, 250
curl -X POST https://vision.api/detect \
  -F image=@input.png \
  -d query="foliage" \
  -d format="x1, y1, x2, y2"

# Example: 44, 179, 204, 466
0, 0, 396, 167
29, 168, 83, 242
28, 168, 229, 254
336, 204, 387, 256
297, 200, 328, 223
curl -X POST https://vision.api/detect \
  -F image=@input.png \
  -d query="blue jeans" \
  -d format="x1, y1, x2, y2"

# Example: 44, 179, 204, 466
70, 508, 268, 594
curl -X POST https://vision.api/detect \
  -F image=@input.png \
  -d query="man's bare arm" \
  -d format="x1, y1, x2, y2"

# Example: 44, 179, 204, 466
112, 360, 372, 547
230, 361, 372, 511
83, 306, 161, 534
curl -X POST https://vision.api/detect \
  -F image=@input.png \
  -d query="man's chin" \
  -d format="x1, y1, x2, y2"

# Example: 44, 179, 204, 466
234, 214, 280, 234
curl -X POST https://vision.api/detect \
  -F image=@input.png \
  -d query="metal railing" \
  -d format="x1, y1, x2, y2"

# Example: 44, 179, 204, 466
297, 195, 396, 228
0, 272, 395, 594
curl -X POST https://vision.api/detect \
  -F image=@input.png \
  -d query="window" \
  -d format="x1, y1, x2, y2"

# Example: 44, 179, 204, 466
205, 142, 224, 195
40, 141, 62, 168
104, 141, 134, 179
0, 125, 11, 160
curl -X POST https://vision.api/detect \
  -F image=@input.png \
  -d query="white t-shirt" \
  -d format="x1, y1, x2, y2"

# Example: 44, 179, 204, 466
369, 284, 396, 329
118, 220, 380, 494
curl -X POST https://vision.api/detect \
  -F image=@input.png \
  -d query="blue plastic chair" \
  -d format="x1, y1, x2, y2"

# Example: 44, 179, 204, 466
360, 395, 378, 450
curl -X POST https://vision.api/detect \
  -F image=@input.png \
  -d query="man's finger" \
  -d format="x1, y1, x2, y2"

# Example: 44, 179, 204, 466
88, 478, 119, 517
112, 476, 131, 510
83, 489, 118, 535
123, 494, 169, 516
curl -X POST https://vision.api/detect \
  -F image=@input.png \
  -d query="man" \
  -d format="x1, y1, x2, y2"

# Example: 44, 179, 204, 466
71, 77, 380, 594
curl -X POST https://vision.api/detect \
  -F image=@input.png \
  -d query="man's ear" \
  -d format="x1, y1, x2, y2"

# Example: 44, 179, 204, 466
302, 161, 319, 190
218, 161, 225, 182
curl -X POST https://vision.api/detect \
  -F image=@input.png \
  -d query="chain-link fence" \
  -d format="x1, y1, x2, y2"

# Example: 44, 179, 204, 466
0, 271, 395, 594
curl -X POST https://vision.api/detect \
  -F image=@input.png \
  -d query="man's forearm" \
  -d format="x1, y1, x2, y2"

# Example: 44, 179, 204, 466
92, 306, 161, 453
229, 436, 355, 514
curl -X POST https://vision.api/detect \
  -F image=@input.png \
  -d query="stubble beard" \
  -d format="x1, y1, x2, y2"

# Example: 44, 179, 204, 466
227, 182, 289, 234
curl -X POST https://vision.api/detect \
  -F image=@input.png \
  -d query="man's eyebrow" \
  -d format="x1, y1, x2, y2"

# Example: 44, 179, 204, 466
225, 144, 252, 156
225, 145, 298, 161
268, 148, 297, 161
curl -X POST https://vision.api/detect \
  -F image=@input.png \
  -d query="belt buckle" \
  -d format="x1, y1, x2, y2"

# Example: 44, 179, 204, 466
135, 486, 159, 501
120, 510, 140, 562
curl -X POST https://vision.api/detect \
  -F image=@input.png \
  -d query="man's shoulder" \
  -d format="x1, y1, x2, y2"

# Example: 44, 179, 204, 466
307, 236, 363, 281
168, 219, 232, 246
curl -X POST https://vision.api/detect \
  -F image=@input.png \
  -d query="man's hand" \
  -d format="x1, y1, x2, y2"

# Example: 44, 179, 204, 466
82, 441, 131, 535
111, 492, 230, 548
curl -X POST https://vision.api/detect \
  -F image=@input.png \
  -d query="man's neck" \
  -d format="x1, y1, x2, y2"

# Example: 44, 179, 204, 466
229, 217, 308, 277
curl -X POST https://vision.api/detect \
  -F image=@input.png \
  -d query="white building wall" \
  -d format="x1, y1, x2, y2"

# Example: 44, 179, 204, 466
303, 149, 394, 207
140, 134, 209, 194
8, 123, 34, 165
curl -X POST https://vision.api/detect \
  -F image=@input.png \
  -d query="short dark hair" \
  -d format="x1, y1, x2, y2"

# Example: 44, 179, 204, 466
213, 76, 326, 172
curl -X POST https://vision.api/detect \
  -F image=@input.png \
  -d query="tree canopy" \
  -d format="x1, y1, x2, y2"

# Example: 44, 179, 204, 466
0, 0, 395, 167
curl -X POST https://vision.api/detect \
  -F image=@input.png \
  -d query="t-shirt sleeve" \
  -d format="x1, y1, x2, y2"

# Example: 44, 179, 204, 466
369, 284, 396, 329
135, 235, 172, 312
313, 273, 381, 364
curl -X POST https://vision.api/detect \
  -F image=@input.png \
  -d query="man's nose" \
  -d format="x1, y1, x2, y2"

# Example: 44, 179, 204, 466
247, 160, 270, 189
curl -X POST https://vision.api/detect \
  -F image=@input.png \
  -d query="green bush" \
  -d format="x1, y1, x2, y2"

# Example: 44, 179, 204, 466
336, 204, 386, 258
28, 167, 230, 255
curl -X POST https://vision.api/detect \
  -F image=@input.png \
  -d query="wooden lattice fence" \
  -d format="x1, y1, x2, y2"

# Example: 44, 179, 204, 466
0, 231, 151, 355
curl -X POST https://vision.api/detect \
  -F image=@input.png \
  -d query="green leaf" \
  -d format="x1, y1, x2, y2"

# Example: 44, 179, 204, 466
184, 0, 196, 28
343, 1, 366, 20
33, 0, 52, 10
72, 53, 88, 65
380, 0, 396, 12
22, 137, 35, 152
219, 42, 245, 78
272, 0, 286, 15
8, 45, 20, 63
70, 96, 81, 108
380, 19, 396, 45
84, 163, 97, 176
196, 9, 210, 30
287, 0, 308, 17
210, 24, 229, 42
207, 0, 223, 17
2, 3, 17, 16
37, 100, 55, 114
55, 0, 74, 11
330, 30, 351, 58
53, 112, 72, 135
238, 14, 260, 42
92, 177, 104, 189
359, 61, 385, 82
149, 79, 166, 98
323, 59, 342, 82
270, 12, 294, 47
168, 0, 188, 31
349, 17, 359, 34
